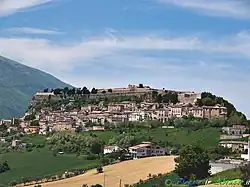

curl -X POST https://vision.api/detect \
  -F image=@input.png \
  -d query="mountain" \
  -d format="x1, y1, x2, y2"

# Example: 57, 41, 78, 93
0, 56, 72, 118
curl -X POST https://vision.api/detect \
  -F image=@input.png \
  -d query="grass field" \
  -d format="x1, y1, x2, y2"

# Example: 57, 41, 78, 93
30, 156, 176, 187
84, 127, 221, 149
0, 127, 221, 185
0, 148, 101, 186
209, 168, 241, 182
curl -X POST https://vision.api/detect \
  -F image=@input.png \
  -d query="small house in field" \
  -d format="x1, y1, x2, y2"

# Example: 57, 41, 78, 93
103, 145, 120, 154
128, 142, 165, 159
92, 126, 105, 131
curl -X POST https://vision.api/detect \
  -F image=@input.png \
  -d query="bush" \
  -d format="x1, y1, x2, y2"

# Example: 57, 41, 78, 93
9, 180, 17, 186
96, 166, 103, 173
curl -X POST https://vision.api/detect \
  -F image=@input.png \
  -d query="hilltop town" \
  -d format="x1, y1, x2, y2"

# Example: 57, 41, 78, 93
15, 84, 230, 134
0, 84, 249, 186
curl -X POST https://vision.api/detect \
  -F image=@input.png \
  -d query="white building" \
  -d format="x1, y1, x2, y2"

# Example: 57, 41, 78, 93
241, 138, 250, 161
129, 111, 148, 122
129, 142, 165, 159
103, 146, 120, 154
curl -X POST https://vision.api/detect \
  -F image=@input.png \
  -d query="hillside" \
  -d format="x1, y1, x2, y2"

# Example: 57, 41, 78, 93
0, 56, 71, 118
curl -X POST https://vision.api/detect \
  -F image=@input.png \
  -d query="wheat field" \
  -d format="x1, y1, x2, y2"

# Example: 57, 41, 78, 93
32, 156, 176, 187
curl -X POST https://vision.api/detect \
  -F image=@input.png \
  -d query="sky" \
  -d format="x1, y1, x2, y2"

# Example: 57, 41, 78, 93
0, 0, 250, 117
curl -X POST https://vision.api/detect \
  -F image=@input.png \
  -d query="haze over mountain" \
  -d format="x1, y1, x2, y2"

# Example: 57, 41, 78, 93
0, 56, 71, 118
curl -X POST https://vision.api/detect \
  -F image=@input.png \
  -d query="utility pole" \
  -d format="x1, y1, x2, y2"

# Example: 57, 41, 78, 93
103, 173, 106, 187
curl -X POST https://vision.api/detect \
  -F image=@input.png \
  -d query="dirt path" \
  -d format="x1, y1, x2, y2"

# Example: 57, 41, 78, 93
32, 156, 176, 187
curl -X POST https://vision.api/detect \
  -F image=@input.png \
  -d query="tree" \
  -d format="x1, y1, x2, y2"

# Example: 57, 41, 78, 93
44, 88, 49, 93
174, 144, 210, 180
63, 87, 69, 95
240, 162, 250, 187
107, 89, 112, 93
102, 90, 106, 94
75, 126, 83, 133
228, 112, 246, 126
91, 88, 98, 94
53, 88, 62, 95
30, 120, 40, 127
82, 87, 90, 94
96, 166, 103, 173
9, 180, 17, 186
155, 94, 163, 103
202, 97, 215, 106
138, 84, 144, 88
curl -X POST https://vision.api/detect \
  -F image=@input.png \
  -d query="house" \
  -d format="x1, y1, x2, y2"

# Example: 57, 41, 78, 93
103, 146, 120, 154
12, 140, 22, 148
92, 126, 105, 131
203, 106, 227, 118
24, 126, 39, 134
219, 141, 248, 153
168, 105, 183, 118
129, 111, 149, 122
128, 142, 165, 159
222, 125, 248, 135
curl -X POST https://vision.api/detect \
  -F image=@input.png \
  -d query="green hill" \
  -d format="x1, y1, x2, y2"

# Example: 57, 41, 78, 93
0, 56, 72, 118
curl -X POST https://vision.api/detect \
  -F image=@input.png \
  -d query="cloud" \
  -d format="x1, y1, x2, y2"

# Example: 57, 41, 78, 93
157, 0, 250, 19
0, 35, 201, 72
1, 31, 250, 117
2, 27, 64, 35
0, 0, 55, 16
0, 30, 249, 72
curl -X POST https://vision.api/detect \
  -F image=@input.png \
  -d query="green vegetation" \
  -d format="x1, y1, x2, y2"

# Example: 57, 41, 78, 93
209, 168, 240, 182
175, 145, 210, 180
87, 127, 221, 151
0, 126, 221, 185
0, 55, 71, 118
197, 92, 247, 121
240, 162, 250, 187
0, 148, 101, 186
0, 161, 10, 173
47, 133, 104, 155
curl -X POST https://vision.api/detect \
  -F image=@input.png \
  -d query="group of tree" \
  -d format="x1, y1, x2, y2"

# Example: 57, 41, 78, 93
24, 113, 36, 121
197, 92, 247, 120
152, 91, 179, 104
47, 87, 114, 96
47, 133, 104, 155
174, 144, 210, 180
0, 161, 10, 173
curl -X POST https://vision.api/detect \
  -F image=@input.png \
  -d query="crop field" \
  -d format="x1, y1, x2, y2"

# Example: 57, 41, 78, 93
0, 148, 101, 186
32, 156, 176, 187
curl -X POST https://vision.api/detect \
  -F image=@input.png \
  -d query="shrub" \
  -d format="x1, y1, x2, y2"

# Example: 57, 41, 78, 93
82, 184, 88, 187
96, 166, 103, 173
9, 180, 17, 186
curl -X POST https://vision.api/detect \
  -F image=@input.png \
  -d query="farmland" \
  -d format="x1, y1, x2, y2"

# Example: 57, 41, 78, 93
31, 156, 176, 187
0, 148, 101, 186
0, 127, 221, 185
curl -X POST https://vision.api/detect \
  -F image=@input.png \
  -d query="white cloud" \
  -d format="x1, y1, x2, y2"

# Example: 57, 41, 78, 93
2, 27, 64, 35
0, 35, 200, 72
157, 0, 250, 19
1, 31, 250, 117
0, 0, 55, 16
0, 31, 249, 72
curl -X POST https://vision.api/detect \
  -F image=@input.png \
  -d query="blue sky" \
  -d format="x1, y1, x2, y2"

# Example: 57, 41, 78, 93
0, 0, 250, 117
